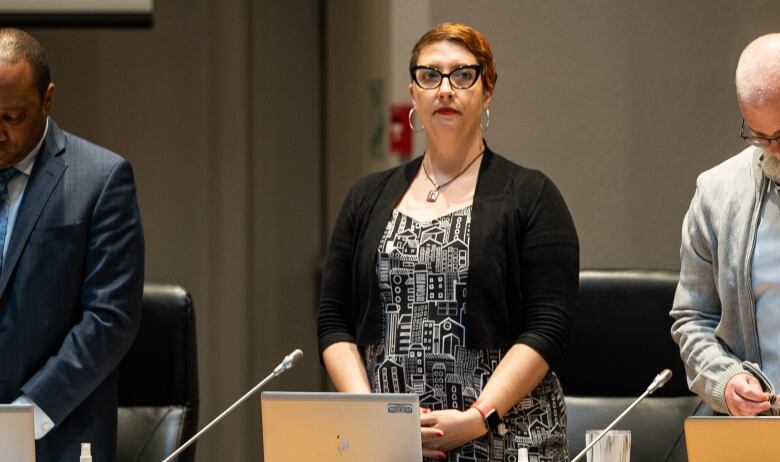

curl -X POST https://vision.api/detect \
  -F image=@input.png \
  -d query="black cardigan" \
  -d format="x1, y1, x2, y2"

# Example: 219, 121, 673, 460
317, 148, 579, 367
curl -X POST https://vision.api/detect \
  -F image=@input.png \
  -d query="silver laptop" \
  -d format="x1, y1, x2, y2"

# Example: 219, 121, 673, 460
261, 392, 422, 462
684, 416, 780, 461
0, 405, 36, 462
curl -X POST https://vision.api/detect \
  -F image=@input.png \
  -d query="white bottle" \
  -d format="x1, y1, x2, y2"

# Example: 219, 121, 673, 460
80, 443, 92, 462
518, 447, 529, 462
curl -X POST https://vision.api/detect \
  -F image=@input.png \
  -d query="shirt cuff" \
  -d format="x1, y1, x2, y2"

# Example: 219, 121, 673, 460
12, 394, 55, 439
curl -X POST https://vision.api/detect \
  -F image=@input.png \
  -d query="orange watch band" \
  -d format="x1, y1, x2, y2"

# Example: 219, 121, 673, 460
471, 400, 500, 432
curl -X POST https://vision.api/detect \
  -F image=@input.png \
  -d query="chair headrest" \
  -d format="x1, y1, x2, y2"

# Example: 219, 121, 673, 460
118, 283, 199, 406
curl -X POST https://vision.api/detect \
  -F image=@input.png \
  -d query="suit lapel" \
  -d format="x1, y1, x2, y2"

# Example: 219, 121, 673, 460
0, 122, 67, 298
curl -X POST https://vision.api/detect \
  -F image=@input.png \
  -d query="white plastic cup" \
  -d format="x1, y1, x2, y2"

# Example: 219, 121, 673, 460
585, 429, 631, 462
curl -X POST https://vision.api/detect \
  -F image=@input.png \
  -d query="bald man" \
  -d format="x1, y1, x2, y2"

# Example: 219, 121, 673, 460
671, 33, 780, 416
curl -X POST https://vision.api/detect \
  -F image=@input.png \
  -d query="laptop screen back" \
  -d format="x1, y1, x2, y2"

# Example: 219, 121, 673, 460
684, 416, 780, 462
0, 405, 35, 462
261, 392, 421, 462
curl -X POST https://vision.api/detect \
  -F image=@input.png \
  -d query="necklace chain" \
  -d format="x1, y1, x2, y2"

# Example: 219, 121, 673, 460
421, 148, 485, 202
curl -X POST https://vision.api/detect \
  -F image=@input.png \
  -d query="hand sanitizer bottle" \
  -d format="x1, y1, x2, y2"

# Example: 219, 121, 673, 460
80, 443, 92, 462
518, 447, 529, 462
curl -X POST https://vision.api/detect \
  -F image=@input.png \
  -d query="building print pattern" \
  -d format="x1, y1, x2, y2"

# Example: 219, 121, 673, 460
366, 207, 568, 462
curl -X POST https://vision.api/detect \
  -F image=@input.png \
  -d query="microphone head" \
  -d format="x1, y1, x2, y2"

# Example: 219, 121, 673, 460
288, 349, 303, 365
274, 349, 304, 376
648, 368, 673, 394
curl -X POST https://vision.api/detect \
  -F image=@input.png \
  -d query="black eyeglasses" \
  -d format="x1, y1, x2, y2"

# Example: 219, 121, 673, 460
741, 119, 780, 147
410, 64, 482, 90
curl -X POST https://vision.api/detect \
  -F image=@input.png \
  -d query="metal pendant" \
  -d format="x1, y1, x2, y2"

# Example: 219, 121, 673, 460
426, 189, 439, 202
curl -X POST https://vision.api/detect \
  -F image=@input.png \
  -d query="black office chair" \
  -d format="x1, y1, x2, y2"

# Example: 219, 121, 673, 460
556, 269, 700, 462
117, 283, 199, 462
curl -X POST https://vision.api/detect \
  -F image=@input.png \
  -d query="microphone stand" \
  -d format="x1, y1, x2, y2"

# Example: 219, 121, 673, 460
570, 369, 672, 462
161, 349, 303, 462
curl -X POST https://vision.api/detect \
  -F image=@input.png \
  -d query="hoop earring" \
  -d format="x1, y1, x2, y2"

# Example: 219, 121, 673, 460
480, 108, 490, 132
408, 107, 424, 132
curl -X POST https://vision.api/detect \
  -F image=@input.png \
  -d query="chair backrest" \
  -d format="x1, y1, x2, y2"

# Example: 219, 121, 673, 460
117, 283, 199, 462
556, 269, 700, 462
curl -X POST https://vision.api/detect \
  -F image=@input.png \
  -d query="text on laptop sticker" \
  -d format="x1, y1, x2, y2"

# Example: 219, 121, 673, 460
387, 403, 413, 414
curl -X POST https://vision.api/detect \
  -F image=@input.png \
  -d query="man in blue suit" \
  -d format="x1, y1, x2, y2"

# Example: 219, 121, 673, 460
0, 29, 144, 461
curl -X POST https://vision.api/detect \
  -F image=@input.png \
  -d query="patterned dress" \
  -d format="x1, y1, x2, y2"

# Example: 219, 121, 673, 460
365, 207, 569, 462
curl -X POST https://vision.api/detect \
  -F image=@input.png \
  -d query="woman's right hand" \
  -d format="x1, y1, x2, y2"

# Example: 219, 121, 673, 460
419, 408, 447, 460
419, 407, 488, 460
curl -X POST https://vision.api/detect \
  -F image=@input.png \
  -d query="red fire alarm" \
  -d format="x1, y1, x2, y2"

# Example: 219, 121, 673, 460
389, 103, 413, 157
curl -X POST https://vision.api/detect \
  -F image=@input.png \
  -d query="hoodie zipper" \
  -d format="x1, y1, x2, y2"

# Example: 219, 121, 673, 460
745, 168, 768, 369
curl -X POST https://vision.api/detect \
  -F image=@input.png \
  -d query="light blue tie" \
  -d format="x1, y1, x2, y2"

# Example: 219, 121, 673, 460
0, 167, 19, 272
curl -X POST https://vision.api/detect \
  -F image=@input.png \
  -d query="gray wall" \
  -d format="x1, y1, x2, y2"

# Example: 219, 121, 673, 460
329, 0, 780, 270
427, 0, 780, 268
17, 1, 780, 460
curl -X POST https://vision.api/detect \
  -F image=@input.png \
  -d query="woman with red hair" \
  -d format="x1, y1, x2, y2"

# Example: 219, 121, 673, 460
318, 23, 578, 461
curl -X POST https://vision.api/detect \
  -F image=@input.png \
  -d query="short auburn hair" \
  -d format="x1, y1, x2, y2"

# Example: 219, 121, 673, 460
409, 22, 497, 94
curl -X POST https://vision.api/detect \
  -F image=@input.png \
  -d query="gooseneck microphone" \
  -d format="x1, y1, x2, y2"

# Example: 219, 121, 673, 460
570, 369, 673, 462
161, 349, 304, 462
647, 369, 673, 394
273, 349, 304, 376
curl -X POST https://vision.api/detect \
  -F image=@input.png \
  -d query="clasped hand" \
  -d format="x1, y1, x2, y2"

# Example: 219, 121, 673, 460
419, 408, 488, 460
725, 372, 772, 416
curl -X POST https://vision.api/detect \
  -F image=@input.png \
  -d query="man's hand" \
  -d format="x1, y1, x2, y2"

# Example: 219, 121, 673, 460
725, 373, 771, 416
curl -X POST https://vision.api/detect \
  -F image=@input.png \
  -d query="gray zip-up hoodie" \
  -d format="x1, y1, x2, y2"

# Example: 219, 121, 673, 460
671, 146, 768, 414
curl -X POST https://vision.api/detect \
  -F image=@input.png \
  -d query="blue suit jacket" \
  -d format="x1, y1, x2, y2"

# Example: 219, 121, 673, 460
0, 120, 144, 462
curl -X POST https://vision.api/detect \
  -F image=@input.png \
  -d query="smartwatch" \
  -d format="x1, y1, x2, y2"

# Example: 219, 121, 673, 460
471, 401, 506, 434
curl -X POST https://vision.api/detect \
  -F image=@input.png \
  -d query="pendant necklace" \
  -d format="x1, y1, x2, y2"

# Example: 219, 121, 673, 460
421, 149, 485, 202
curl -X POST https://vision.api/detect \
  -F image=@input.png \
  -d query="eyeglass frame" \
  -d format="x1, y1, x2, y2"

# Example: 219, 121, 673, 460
409, 64, 483, 90
740, 119, 780, 147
